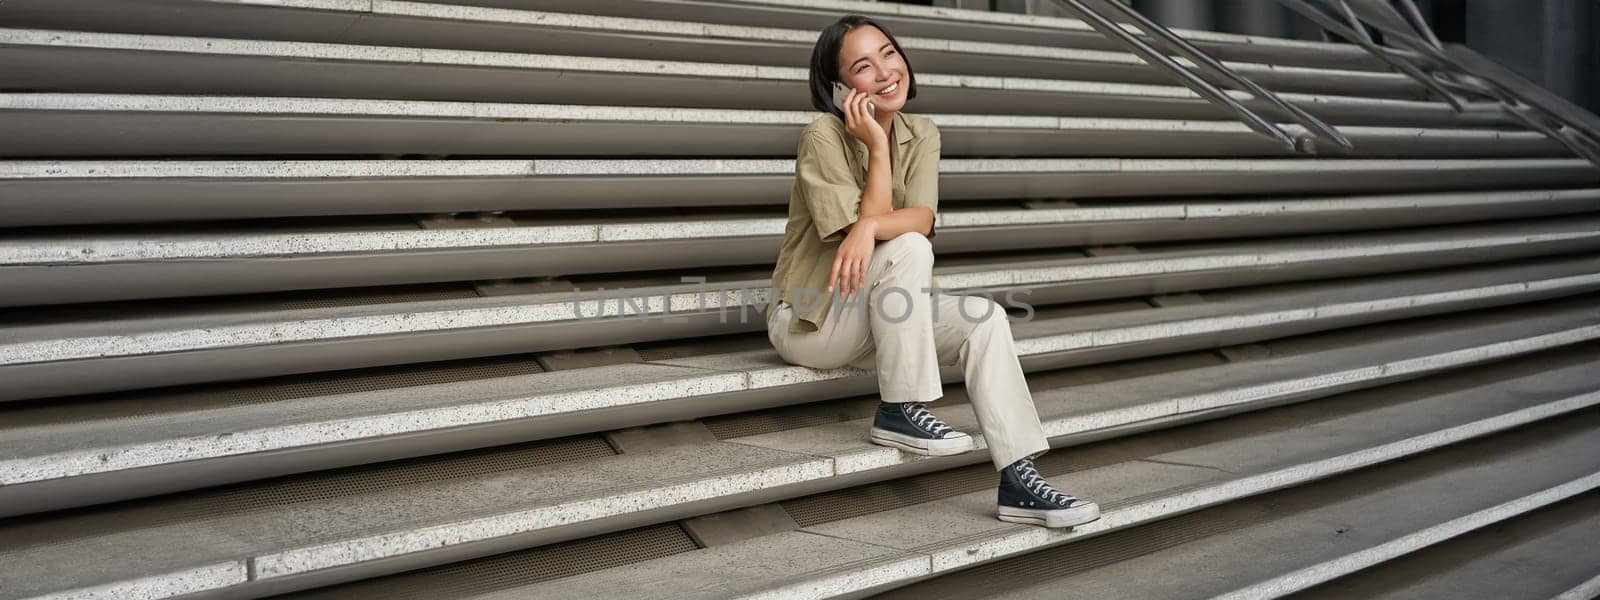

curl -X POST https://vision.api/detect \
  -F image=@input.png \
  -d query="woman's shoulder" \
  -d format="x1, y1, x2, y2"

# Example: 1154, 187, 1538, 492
901, 113, 940, 140
802, 113, 848, 139
797, 114, 850, 155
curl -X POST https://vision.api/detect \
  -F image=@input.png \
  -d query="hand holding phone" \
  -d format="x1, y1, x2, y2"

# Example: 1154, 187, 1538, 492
832, 82, 875, 120
833, 81, 885, 150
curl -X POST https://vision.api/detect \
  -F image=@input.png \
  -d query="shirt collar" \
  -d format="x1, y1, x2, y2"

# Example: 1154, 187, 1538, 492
848, 112, 916, 162
892, 111, 915, 146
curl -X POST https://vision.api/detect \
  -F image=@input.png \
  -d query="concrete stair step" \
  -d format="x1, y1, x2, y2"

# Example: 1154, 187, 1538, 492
430, 0, 1394, 71
1287, 492, 1600, 600
0, 28, 1487, 127
4, 295, 1594, 515
7, 208, 1600, 306
0, 0, 1398, 77
393, 357, 1600, 599
879, 413, 1600, 599
0, 1, 1590, 598
2, 246, 1597, 402
0, 94, 1562, 158
4, 158, 1593, 227
0, 7, 1426, 100
4, 340, 1594, 599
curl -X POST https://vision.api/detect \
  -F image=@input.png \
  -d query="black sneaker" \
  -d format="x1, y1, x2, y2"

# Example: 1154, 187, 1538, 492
868, 401, 975, 456
997, 457, 1101, 528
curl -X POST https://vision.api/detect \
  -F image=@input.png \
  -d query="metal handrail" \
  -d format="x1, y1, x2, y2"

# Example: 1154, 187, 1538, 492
1049, 0, 1351, 154
1285, 0, 1600, 166
1276, 0, 1468, 111
1394, 0, 1443, 49
1089, 0, 1354, 151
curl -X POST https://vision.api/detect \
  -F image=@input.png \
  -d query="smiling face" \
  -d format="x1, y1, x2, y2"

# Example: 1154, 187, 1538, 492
835, 25, 908, 116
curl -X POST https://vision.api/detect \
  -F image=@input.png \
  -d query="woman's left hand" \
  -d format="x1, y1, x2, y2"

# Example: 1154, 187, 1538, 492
829, 217, 878, 300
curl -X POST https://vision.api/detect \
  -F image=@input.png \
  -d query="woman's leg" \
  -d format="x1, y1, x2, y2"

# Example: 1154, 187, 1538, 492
929, 292, 1051, 471
769, 232, 945, 403
929, 293, 1098, 528
767, 296, 872, 370
857, 232, 945, 404
768, 232, 920, 372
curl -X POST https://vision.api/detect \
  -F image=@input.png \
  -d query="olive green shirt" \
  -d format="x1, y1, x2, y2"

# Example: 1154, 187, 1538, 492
769, 111, 942, 335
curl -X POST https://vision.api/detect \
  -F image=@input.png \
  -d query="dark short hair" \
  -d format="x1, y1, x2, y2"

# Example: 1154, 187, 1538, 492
808, 15, 918, 121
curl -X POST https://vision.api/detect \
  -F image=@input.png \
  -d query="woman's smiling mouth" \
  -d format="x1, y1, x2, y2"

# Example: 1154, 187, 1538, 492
876, 81, 900, 97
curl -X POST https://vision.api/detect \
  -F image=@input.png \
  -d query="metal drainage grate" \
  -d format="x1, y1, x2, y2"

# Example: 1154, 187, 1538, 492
704, 396, 881, 439
634, 332, 775, 362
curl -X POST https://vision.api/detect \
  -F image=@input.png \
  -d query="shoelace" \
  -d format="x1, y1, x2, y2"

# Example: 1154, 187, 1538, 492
1014, 460, 1076, 506
903, 402, 954, 438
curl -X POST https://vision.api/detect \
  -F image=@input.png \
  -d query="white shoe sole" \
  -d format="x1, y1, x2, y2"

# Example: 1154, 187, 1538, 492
869, 427, 975, 456
997, 501, 1102, 529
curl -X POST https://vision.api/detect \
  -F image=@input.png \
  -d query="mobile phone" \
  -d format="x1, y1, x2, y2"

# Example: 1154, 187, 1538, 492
832, 82, 875, 120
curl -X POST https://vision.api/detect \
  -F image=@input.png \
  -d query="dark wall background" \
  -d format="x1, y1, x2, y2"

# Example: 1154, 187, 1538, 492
1451, 0, 1598, 113
922, 0, 1599, 114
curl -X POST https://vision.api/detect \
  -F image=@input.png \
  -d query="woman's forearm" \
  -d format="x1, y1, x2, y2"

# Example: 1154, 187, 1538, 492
858, 206, 934, 241
857, 142, 894, 220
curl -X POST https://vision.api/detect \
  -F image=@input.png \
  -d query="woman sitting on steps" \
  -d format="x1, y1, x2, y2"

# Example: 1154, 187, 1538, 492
765, 14, 1102, 529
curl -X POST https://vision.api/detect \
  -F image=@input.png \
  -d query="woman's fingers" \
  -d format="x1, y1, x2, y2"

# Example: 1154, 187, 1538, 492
861, 256, 872, 296
848, 254, 869, 300
841, 260, 852, 296
852, 89, 861, 128
845, 88, 860, 129
832, 254, 844, 294
847, 260, 859, 300
846, 257, 859, 297
823, 254, 875, 300
842, 255, 860, 299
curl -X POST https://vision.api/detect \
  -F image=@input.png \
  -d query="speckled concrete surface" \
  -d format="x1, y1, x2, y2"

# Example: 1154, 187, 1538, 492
0, 159, 545, 178
0, 442, 835, 596
0, 217, 805, 263
0, 363, 747, 484
0, 2, 1590, 599
10, 296, 1593, 492
463, 530, 929, 600
8, 320, 1598, 598
0, 10, 1427, 103
989, 455, 1600, 600
0, 283, 773, 364
728, 308, 1600, 475
1012, 263, 1600, 355
97, 0, 1418, 94
796, 376, 1600, 577
250, 448, 834, 578
0, 525, 256, 600
10, 237, 1599, 367
683, 0, 1370, 49
8, 158, 1586, 180
490, 372, 1600, 597
660, 350, 876, 390
0, 94, 1556, 157
5, 562, 248, 600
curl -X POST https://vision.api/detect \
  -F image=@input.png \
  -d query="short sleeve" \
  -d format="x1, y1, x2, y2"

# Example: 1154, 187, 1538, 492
903, 127, 941, 239
795, 131, 862, 244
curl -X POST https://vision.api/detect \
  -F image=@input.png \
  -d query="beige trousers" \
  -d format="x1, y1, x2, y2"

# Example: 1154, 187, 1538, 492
767, 232, 1051, 471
